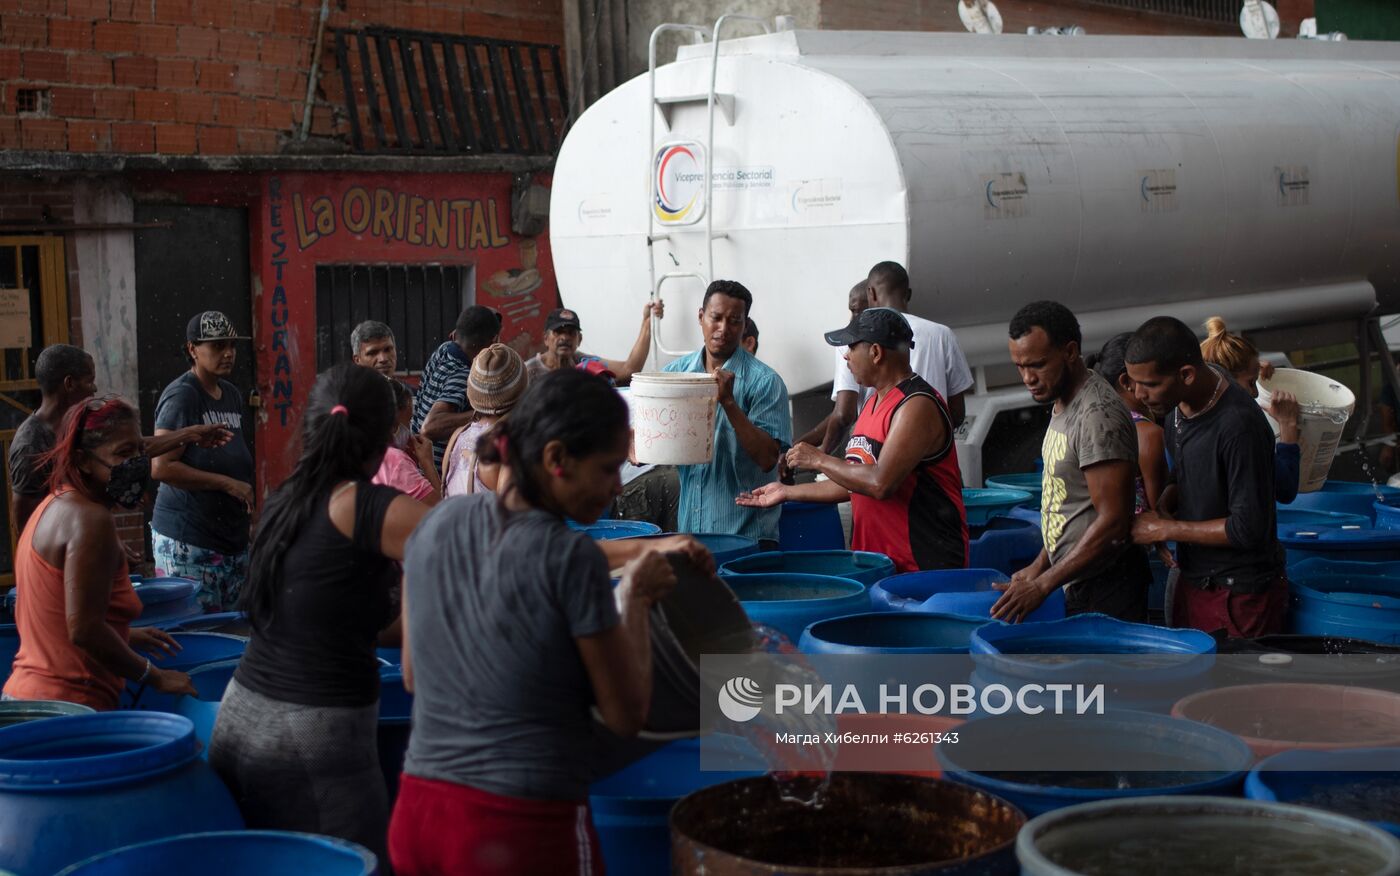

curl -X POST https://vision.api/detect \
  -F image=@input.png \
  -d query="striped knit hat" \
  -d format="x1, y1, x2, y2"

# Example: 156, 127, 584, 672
467, 343, 528, 416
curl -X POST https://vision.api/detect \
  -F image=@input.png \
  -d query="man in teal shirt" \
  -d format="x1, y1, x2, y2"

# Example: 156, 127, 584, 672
663, 280, 792, 547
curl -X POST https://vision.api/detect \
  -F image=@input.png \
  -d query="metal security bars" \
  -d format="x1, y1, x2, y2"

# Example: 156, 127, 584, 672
1083, 0, 1237, 22
315, 264, 475, 374
331, 27, 567, 156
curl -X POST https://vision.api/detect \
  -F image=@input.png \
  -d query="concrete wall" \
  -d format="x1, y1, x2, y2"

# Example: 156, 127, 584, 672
72, 179, 138, 402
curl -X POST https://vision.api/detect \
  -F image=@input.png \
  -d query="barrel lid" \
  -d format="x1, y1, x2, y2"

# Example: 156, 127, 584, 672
630, 371, 717, 385
54, 831, 379, 876
0, 712, 199, 790
133, 577, 198, 606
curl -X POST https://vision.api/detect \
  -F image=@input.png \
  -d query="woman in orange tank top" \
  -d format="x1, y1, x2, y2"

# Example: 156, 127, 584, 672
4, 398, 195, 710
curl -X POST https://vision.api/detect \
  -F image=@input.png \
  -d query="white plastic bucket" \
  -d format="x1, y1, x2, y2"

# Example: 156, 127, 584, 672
628, 372, 718, 465
1258, 368, 1356, 494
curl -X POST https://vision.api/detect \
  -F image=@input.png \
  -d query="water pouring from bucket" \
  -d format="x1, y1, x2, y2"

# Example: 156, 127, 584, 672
1259, 369, 1355, 494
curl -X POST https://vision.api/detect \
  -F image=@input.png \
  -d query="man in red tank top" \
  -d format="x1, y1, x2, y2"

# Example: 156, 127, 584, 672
736, 308, 968, 573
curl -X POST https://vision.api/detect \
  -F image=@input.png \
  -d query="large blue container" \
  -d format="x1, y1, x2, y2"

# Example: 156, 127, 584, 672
1247, 748, 1400, 838
130, 578, 204, 628
970, 614, 1216, 713
378, 664, 412, 804
1277, 508, 1371, 530
590, 736, 766, 876
171, 612, 251, 637
719, 550, 895, 587
1289, 558, 1400, 643
870, 568, 1065, 624
984, 473, 1043, 507
940, 710, 1253, 815
622, 532, 759, 569
0, 712, 243, 875
968, 517, 1042, 576
0, 700, 94, 729
962, 489, 1033, 526
778, 501, 844, 551
1280, 525, 1400, 567
567, 519, 661, 540
55, 831, 378, 875
1378, 501, 1400, 532
799, 611, 990, 655
1287, 481, 1400, 523
127, 632, 248, 713
174, 659, 239, 754
718, 573, 869, 642
1006, 504, 1042, 528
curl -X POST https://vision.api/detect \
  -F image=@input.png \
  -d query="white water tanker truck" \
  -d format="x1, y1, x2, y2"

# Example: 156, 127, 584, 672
549, 23, 1400, 484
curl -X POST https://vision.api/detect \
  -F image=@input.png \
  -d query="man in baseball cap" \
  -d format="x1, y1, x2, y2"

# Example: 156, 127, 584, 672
737, 306, 968, 574
187, 310, 252, 343
523, 302, 665, 387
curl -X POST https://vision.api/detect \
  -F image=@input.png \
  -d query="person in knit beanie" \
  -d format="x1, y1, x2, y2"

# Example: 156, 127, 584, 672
442, 344, 528, 497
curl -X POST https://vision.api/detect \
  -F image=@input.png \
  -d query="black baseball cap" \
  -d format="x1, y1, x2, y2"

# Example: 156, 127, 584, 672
824, 307, 915, 349
545, 308, 582, 332
186, 311, 251, 343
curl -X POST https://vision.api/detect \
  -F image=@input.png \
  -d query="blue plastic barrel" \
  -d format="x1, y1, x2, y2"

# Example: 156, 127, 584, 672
55, 831, 378, 875
984, 473, 1043, 508
174, 659, 239, 754
131, 578, 204, 628
171, 612, 251, 637
623, 532, 759, 569
778, 501, 844, 551
1289, 558, 1400, 643
567, 519, 662, 540
1378, 501, 1400, 532
590, 736, 766, 876
718, 573, 869, 642
1006, 504, 1042, 528
0, 700, 94, 728
799, 611, 990, 654
378, 664, 412, 804
719, 550, 895, 587
1286, 481, 1400, 524
375, 647, 402, 666
940, 710, 1253, 815
1280, 525, 1400, 567
967, 517, 1042, 575
1277, 508, 1371, 530
127, 632, 248, 712
0, 712, 243, 875
962, 489, 1033, 526
870, 568, 1065, 623
1247, 748, 1400, 838
971, 614, 1216, 713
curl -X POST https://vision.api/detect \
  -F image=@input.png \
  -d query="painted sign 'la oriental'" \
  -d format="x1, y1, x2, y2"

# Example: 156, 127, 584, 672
292, 186, 511, 251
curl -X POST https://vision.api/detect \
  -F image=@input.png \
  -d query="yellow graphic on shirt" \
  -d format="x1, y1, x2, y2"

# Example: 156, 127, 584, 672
1041, 427, 1069, 554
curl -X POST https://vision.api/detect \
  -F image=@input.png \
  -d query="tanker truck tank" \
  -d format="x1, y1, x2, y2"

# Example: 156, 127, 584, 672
551, 29, 1400, 397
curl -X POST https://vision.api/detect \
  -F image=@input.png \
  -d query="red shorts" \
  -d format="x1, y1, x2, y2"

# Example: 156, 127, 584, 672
389, 773, 603, 876
1172, 573, 1288, 639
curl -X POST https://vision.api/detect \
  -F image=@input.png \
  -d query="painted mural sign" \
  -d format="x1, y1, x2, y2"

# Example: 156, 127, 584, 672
291, 186, 511, 252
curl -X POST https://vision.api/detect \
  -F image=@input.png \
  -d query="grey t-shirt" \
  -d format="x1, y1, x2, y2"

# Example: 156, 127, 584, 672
402, 493, 620, 800
8, 415, 55, 498
1040, 371, 1138, 585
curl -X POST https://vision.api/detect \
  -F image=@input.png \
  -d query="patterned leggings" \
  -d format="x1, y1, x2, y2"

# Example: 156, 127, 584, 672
151, 531, 249, 613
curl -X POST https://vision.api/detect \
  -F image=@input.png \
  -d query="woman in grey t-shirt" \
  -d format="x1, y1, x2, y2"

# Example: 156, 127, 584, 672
391, 369, 704, 876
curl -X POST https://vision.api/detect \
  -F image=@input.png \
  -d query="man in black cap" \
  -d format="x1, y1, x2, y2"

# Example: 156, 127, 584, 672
738, 307, 968, 573
151, 310, 256, 611
524, 301, 663, 386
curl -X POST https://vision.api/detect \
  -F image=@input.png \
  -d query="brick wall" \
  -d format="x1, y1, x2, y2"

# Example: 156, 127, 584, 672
0, 0, 564, 156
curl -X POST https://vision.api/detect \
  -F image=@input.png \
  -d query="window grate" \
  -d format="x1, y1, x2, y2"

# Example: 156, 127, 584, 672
1081, 0, 1237, 23
315, 263, 475, 373
330, 27, 567, 156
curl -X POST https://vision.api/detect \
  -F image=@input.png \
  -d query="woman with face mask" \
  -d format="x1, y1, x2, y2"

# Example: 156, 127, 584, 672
373, 379, 441, 506
211, 363, 429, 864
3, 397, 196, 709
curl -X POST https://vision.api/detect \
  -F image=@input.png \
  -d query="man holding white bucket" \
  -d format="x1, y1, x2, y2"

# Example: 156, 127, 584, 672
1126, 317, 1287, 638
662, 280, 791, 549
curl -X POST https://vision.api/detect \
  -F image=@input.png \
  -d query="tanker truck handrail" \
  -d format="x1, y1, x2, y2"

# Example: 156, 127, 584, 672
653, 272, 709, 358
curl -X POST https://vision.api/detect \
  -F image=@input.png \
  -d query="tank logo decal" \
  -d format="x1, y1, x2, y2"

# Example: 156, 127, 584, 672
1276, 165, 1310, 207
982, 172, 1028, 219
653, 141, 707, 225
1140, 169, 1179, 214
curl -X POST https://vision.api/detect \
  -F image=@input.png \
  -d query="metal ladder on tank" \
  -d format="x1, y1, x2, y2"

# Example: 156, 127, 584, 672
645, 15, 771, 361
